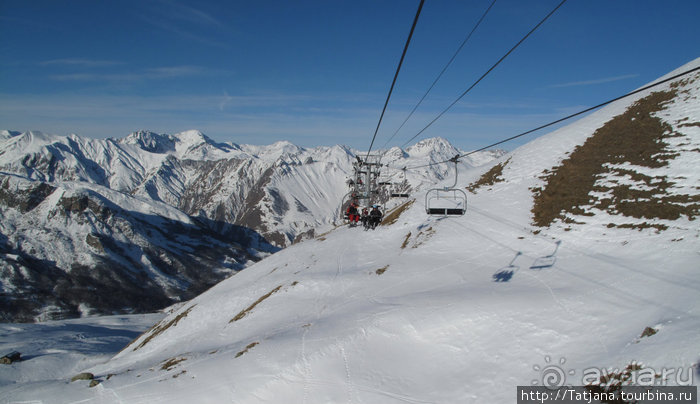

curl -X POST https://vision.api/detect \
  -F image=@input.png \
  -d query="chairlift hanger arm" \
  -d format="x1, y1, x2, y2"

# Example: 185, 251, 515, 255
446, 157, 459, 190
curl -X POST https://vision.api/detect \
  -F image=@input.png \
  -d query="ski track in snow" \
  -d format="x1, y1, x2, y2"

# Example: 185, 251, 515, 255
468, 204, 700, 310
340, 345, 354, 404
451, 203, 700, 356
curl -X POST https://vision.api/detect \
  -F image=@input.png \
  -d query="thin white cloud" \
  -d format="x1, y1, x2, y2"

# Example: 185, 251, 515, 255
549, 74, 639, 88
0, 92, 376, 147
49, 73, 122, 82
145, 65, 214, 78
5, 89, 568, 150
48, 65, 218, 82
159, 0, 226, 29
40, 58, 122, 67
0, 90, 557, 150
219, 91, 233, 111
135, 0, 230, 48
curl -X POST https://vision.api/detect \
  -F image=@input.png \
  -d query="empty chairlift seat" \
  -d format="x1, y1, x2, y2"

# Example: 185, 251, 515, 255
425, 188, 467, 216
427, 207, 466, 216
424, 155, 467, 216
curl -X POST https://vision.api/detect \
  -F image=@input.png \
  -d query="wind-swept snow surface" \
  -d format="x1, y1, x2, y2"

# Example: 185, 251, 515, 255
3, 59, 699, 403
0, 313, 165, 388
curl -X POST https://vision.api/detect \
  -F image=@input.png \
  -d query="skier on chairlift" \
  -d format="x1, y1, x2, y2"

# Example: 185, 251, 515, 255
361, 207, 370, 229
346, 202, 360, 227
369, 205, 382, 230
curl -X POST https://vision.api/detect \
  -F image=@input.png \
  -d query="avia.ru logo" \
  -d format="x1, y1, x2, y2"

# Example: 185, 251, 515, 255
531, 355, 576, 389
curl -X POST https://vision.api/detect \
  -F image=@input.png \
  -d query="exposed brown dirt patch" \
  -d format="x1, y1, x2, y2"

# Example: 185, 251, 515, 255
375, 265, 389, 275
532, 87, 700, 229
131, 304, 196, 351
161, 356, 187, 371
467, 158, 510, 194
639, 326, 658, 339
382, 199, 414, 226
400, 232, 411, 249
235, 342, 259, 358
230, 285, 282, 323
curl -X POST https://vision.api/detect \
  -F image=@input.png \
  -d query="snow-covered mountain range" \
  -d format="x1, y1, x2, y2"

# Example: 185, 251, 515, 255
2, 59, 698, 403
0, 126, 502, 322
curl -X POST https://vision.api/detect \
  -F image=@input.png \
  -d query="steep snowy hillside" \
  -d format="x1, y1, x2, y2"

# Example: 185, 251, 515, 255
4, 60, 697, 403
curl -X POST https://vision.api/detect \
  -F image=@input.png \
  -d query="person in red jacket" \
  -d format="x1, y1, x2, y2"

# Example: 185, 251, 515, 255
346, 202, 360, 226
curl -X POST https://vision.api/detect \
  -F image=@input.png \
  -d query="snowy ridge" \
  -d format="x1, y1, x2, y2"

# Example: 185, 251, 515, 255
3, 59, 697, 402
0, 128, 497, 247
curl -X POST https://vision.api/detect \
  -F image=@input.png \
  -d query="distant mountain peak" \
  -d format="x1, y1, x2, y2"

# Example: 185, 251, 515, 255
406, 136, 459, 158
122, 130, 176, 154
270, 140, 303, 156
172, 130, 237, 159
172, 129, 208, 143
0, 130, 22, 140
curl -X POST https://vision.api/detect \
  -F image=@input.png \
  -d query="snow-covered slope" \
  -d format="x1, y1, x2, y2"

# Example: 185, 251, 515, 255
0, 313, 165, 388
4, 59, 698, 402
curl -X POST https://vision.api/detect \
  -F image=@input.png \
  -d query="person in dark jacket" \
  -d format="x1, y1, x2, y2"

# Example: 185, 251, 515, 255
369, 205, 382, 229
361, 207, 369, 229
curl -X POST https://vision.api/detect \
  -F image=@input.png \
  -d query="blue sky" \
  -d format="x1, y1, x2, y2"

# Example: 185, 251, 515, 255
1, 0, 699, 151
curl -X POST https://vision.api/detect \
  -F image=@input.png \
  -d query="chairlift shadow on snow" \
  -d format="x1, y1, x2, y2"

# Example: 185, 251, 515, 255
493, 252, 522, 282
529, 240, 561, 270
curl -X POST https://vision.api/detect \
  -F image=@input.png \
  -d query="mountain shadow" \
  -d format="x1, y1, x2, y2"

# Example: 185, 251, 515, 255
0, 184, 280, 322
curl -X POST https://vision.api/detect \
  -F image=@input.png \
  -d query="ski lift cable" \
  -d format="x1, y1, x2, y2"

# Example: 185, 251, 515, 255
396, 65, 700, 171
365, 0, 426, 161
398, 0, 569, 150
379, 0, 498, 150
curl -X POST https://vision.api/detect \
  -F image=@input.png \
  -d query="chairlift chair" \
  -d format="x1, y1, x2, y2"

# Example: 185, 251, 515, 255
425, 190, 467, 215
379, 180, 409, 198
389, 167, 410, 198
425, 156, 467, 216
